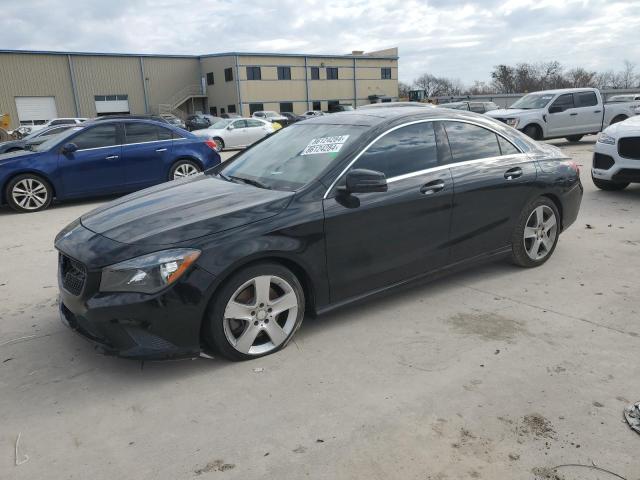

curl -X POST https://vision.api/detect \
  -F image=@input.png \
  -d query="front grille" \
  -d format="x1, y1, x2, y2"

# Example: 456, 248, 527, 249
618, 137, 640, 160
59, 254, 87, 296
612, 168, 640, 183
593, 152, 615, 170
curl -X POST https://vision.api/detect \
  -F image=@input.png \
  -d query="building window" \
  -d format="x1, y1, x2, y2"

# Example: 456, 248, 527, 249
328, 100, 339, 111
247, 66, 261, 81
326, 67, 338, 80
312, 101, 321, 111
206, 72, 214, 85
280, 102, 293, 113
277, 66, 292, 80
228, 104, 236, 113
310, 67, 320, 80
249, 103, 264, 115
210, 106, 217, 116
381, 67, 392, 80
225, 67, 233, 82
221, 107, 226, 115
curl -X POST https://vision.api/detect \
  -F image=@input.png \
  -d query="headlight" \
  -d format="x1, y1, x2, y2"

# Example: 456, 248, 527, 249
100, 249, 201, 294
506, 118, 519, 128
597, 132, 616, 145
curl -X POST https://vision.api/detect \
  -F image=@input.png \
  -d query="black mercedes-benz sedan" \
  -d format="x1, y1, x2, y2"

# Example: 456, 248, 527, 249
55, 107, 582, 361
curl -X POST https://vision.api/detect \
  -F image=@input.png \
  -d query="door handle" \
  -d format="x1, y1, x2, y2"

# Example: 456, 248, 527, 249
569, 112, 578, 116
594, 110, 602, 113
420, 180, 445, 195
504, 167, 523, 180
155, 148, 167, 152
105, 155, 119, 160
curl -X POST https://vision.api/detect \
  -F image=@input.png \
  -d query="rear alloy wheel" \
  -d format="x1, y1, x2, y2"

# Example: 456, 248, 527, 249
592, 176, 629, 191
511, 198, 560, 267
212, 137, 224, 152
6, 174, 53, 213
170, 160, 201, 180
565, 135, 583, 142
204, 263, 304, 361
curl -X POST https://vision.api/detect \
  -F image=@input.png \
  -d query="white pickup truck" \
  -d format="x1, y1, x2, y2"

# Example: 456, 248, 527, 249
486, 88, 640, 142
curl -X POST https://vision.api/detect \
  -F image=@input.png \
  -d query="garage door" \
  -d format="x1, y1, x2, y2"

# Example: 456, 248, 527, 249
15, 96, 58, 125
95, 95, 130, 115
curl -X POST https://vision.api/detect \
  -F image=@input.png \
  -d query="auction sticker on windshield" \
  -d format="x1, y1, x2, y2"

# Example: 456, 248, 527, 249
301, 135, 350, 155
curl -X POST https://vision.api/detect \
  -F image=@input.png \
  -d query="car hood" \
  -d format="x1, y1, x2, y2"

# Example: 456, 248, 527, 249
485, 108, 530, 118
80, 174, 294, 245
604, 114, 640, 137
0, 149, 38, 163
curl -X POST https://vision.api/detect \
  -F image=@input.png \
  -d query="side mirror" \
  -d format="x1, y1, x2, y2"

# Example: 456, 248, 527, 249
227, 125, 235, 130
340, 169, 388, 194
62, 142, 78, 154
548, 105, 563, 114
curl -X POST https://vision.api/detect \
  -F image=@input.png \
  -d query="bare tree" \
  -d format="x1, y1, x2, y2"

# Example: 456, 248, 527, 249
491, 65, 516, 93
565, 67, 597, 88
398, 81, 412, 99
619, 60, 637, 88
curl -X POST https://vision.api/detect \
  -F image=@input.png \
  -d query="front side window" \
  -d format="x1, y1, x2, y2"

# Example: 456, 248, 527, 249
326, 67, 338, 80
247, 66, 261, 81
550, 93, 574, 111
72, 124, 118, 150
277, 66, 291, 80
310, 67, 320, 80
443, 121, 501, 162
353, 122, 438, 178
219, 124, 367, 191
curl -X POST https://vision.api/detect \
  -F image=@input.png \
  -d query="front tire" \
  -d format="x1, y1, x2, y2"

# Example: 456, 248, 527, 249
522, 124, 541, 140
565, 135, 583, 142
5, 173, 53, 213
169, 159, 201, 180
592, 176, 629, 191
203, 263, 305, 361
511, 197, 560, 268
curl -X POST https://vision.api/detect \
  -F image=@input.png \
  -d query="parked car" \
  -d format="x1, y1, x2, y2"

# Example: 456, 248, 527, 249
438, 101, 500, 113
201, 114, 221, 125
160, 114, 186, 129
0, 124, 74, 154
0, 119, 220, 213
221, 113, 242, 119
192, 118, 275, 151
55, 107, 582, 362
486, 88, 640, 142
607, 94, 640, 102
301, 110, 326, 117
358, 102, 434, 109
327, 104, 354, 113
592, 115, 640, 190
252, 111, 289, 125
185, 114, 211, 131
279, 112, 304, 123
28, 117, 87, 134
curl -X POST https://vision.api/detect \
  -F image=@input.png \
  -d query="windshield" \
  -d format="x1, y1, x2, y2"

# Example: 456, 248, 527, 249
32, 127, 82, 152
510, 93, 555, 109
210, 119, 232, 129
218, 124, 367, 191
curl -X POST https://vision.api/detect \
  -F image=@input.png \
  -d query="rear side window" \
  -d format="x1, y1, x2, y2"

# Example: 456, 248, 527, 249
246, 119, 264, 128
498, 136, 520, 155
72, 125, 118, 150
443, 121, 501, 162
354, 122, 438, 178
575, 91, 598, 107
232, 120, 247, 128
124, 123, 164, 144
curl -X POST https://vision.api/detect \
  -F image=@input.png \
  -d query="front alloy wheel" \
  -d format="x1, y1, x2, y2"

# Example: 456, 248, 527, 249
6, 174, 53, 213
204, 263, 305, 360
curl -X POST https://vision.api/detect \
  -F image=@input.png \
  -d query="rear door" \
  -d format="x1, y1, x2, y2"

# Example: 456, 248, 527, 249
245, 119, 270, 144
121, 122, 173, 187
573, 91, 601, 133
546, 93, 577, 137
59, 123, 123, 197
226, 120, 250, 147
442, 120, 537, 262
323, 121, 454, 302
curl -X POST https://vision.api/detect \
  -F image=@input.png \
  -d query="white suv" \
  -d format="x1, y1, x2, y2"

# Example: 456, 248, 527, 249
592, 115, 640, 190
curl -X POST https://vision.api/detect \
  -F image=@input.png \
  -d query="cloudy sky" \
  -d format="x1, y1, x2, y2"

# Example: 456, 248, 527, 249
2, 0, 639, 85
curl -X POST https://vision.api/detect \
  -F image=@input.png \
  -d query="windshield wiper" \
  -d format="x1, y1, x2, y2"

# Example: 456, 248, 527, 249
230, 176, 271, 190
217, 171, 235, 182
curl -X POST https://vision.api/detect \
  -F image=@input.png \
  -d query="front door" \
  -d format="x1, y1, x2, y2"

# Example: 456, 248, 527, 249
323, 121, 453, 303
546, 93, 576, 137
226, 119, 250, 147
59, 123, 124, 197
121, 122, 173, 187
441, 120, 538, 262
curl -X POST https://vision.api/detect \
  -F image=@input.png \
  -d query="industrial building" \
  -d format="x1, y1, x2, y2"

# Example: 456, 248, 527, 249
0, 48, 399, 129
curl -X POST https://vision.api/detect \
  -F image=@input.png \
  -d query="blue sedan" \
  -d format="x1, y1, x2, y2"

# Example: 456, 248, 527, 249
0, 119, 221, 212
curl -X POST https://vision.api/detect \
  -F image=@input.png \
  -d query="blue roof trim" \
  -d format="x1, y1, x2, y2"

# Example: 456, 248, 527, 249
0, 49, 398, 60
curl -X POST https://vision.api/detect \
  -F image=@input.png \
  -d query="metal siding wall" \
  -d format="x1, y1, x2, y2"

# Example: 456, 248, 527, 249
142, 57, 201, 113
0, 53, 76, 128
72, 56, 146, 117
200, 56, 238, 114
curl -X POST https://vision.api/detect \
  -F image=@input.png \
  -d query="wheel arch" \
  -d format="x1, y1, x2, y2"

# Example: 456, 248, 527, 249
540, 193, 564, 230
1, 170, 57, 205
520, 123, 544, 140
168, 156, 204, 179
610, 114, 628, 125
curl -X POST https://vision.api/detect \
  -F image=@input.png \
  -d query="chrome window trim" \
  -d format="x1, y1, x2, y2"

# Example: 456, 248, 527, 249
322, 117, 525, 199
74, 138, 173, 152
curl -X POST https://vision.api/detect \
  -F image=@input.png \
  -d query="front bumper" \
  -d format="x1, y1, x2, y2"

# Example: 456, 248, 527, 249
592, 141, 640, 183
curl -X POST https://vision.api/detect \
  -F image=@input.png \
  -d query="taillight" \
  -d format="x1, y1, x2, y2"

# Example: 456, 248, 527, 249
205, 139, 218, 151
567, 160, 580, 174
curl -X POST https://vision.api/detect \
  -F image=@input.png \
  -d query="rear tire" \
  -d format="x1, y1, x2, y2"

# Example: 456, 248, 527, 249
212, 137, 224, 152
565, 135, 583, 142
203, 262, 305, 361
5, 173, 53, 213
169, 159, 201, 180
511, 197, 560, 268
522, 124, 541, 140
592, 176, 629, 191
